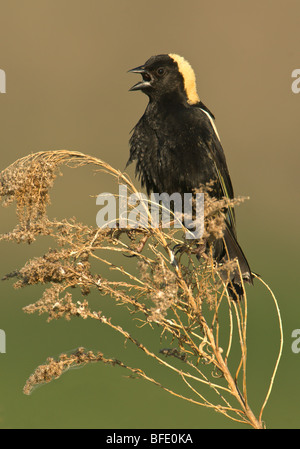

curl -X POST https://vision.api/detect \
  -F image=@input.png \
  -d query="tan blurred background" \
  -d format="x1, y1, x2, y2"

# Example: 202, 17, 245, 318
0, 0, 299, 429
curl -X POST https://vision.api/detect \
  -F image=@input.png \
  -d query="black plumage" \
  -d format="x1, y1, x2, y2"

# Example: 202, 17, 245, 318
127, 53, 253, 299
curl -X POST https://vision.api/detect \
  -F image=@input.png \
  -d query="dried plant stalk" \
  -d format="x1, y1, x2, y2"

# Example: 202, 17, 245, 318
0, 150, 283, 429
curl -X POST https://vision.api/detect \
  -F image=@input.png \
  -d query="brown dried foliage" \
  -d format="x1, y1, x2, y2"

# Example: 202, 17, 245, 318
0, 150, 282, 429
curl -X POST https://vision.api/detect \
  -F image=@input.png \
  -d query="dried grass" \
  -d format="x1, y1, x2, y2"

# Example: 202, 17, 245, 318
0, 150, 283, 429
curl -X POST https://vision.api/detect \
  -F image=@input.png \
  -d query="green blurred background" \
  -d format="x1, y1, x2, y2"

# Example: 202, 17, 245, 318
0, 0, 299, 429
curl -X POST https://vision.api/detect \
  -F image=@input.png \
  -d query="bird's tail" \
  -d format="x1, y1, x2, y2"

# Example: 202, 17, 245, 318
216, 226, 253, 300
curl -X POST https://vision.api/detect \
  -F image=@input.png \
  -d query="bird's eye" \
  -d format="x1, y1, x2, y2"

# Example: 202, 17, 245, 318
157, 68, 165, 76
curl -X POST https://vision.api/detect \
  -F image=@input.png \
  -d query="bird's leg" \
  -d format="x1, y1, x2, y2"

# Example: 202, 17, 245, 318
125, 233, 149, 257
135, 234, 149, 253
193, 241, 207, 260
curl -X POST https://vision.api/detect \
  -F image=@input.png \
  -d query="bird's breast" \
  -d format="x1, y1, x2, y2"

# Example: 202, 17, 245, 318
129, 106, 215, 195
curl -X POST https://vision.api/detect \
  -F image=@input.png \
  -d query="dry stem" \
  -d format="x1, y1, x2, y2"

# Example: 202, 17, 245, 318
0, 150, 282, 429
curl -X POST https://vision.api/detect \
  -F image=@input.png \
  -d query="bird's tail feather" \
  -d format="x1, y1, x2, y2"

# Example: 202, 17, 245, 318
217, 226, 253, 300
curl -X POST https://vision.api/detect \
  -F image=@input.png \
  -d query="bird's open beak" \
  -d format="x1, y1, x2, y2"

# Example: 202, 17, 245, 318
128, 65, 152, 91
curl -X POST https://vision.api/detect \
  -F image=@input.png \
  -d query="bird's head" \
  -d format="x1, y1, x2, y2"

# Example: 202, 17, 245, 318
129, 54, 200, 105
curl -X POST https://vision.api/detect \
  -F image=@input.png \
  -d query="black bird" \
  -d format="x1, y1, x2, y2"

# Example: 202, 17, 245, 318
127, 53, 253, 299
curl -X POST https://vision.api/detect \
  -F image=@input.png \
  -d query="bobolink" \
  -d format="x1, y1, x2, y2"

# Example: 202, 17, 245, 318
127, 53, 252, 299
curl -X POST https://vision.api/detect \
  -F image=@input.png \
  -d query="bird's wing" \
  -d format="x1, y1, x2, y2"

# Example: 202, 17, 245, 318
197, 104, 237, 235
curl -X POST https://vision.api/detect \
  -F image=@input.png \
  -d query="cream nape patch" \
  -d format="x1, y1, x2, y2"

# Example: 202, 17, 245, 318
169, 53, 221, 141
169, 53, 200, 105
